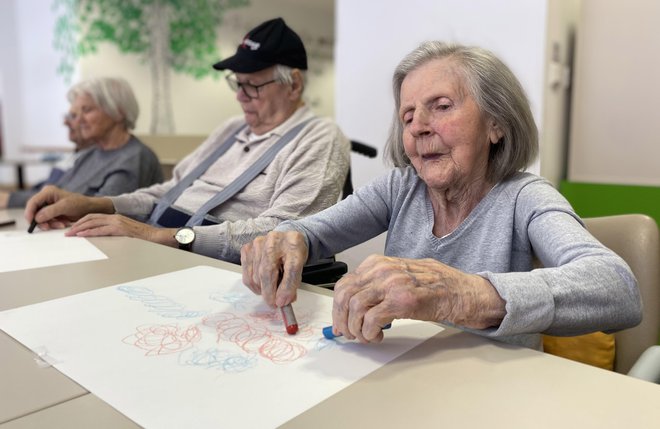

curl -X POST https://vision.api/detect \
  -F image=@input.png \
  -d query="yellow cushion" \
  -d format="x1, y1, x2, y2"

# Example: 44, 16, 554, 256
542, 332, 616, 371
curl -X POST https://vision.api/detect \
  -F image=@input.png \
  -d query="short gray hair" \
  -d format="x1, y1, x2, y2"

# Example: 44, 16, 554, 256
67, 77, 139, 130
385, 41, 538, 183
273, 65, 306, 94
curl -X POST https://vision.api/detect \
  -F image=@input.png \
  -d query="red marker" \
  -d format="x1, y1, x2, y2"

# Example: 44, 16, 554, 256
280, 304, 298, 335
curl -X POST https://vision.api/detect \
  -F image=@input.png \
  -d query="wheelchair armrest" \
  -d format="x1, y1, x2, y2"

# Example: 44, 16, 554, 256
301, 259, 348, 286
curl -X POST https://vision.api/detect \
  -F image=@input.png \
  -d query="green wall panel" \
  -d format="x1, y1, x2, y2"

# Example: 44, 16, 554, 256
560, 181, 660, 227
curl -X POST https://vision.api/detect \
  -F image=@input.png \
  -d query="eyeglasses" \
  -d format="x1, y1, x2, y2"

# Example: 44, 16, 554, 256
225, 74, 277, 99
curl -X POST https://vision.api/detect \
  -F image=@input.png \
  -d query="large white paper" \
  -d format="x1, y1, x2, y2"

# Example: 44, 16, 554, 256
0, 230, 107, 273
0, 266, 443, 428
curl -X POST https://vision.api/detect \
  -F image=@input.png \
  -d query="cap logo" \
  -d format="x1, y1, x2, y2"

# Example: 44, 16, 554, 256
241, 38, 261, 51
212, 18, 307, 72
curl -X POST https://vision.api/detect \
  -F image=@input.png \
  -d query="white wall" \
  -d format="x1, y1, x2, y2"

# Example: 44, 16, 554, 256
0, 0, 21, 160
0, 0, 61, 183
0, 0, 72, 153
568, 0, 660, 186
334, 0, 549, 271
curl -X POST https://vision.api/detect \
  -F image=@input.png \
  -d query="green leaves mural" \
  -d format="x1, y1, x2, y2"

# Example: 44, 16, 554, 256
53, 0, 250, 133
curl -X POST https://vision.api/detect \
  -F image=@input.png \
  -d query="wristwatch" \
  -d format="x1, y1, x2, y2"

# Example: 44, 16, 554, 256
174, 227, 195, 251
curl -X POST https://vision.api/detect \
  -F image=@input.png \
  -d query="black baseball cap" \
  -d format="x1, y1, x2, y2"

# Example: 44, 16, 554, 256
213, 18, 307, 73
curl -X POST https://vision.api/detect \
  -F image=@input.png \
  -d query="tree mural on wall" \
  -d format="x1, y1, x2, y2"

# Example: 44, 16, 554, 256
53, 0, 250, 134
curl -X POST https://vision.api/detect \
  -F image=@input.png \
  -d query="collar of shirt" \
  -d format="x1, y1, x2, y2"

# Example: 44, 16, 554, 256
234, 104, 312, 147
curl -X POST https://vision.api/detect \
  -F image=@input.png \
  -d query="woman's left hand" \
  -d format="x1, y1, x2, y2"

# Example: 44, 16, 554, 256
332, 255, 506, 343
65, 213, 175, 245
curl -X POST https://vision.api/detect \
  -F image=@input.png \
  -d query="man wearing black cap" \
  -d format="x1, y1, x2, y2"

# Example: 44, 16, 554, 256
26, 18, 351, 264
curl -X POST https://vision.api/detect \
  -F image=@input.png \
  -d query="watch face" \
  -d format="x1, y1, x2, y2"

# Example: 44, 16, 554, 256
175, 228, 195, 245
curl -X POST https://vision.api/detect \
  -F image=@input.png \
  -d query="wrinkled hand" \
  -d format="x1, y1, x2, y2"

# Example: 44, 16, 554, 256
332, 255, 506, 343
25, 185, 113, 231
241, 231, 309, 308
65, 213, 165, 242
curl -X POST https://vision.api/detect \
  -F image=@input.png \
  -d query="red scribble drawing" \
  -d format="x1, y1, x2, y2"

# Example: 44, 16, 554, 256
202, 312, 307, 363
247, 310, 280, 323
258, 336, 307, 364
123, 324, 201, 356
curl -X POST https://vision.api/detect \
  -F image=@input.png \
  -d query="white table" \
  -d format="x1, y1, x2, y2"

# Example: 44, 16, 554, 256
1, 208, 660, 428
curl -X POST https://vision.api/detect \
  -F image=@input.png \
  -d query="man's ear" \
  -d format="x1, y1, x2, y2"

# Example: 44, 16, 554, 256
289, 69, 304, 99
488, 120, 505, 144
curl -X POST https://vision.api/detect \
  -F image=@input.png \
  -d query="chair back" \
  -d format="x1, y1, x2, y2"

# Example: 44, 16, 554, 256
138, 134, 205, 180
583, 214, 660, 373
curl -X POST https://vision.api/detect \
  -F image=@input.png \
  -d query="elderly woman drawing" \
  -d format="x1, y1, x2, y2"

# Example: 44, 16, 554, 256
62, 77, 163, 193
1, 77, 162, 209
241, 41, 642, 348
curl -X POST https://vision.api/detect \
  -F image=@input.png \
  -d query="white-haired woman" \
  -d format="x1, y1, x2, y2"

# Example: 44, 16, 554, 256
241, 41, 641, 349
3, 77, 162, 209
63, 77, 163, 194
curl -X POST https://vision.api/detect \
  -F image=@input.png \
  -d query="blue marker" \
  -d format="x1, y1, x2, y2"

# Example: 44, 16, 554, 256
322, 323, 392, 339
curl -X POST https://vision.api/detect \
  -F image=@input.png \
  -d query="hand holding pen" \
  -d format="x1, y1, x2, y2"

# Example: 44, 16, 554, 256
25, 186, 114, 232
240, 231, 309, 334
24, 186, 64, 232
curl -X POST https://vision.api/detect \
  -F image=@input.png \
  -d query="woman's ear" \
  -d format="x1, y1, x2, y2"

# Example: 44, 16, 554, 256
488, 120, 505, 144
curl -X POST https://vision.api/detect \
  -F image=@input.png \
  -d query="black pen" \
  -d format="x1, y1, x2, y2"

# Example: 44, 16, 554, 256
27, 204, 46, 233
0, 219, 16, 228
27, 217, 38, 233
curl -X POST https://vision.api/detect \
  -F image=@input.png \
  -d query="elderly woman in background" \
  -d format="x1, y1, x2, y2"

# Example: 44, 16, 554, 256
241, 41, 642, 349
54, 107, 96, 174
0, 106, 95, 208
1, 77, 162, 208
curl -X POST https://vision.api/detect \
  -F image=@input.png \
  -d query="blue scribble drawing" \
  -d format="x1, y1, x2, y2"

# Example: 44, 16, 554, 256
118, 285, 206, 319
210, 291, 252, 310
314, 338, 336, 351
178, 347, 258, 372
285, 321, 336, 351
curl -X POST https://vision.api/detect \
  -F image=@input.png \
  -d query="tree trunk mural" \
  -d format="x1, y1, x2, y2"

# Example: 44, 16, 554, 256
146, 0, 174, 134
53, 0, 250, 134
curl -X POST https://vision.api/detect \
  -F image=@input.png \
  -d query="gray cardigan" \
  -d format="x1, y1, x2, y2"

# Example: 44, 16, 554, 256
8, 136, 162, 207
277, 167, 642, 349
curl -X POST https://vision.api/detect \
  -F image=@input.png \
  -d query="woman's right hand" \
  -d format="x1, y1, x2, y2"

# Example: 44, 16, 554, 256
240, 230, 309, 308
